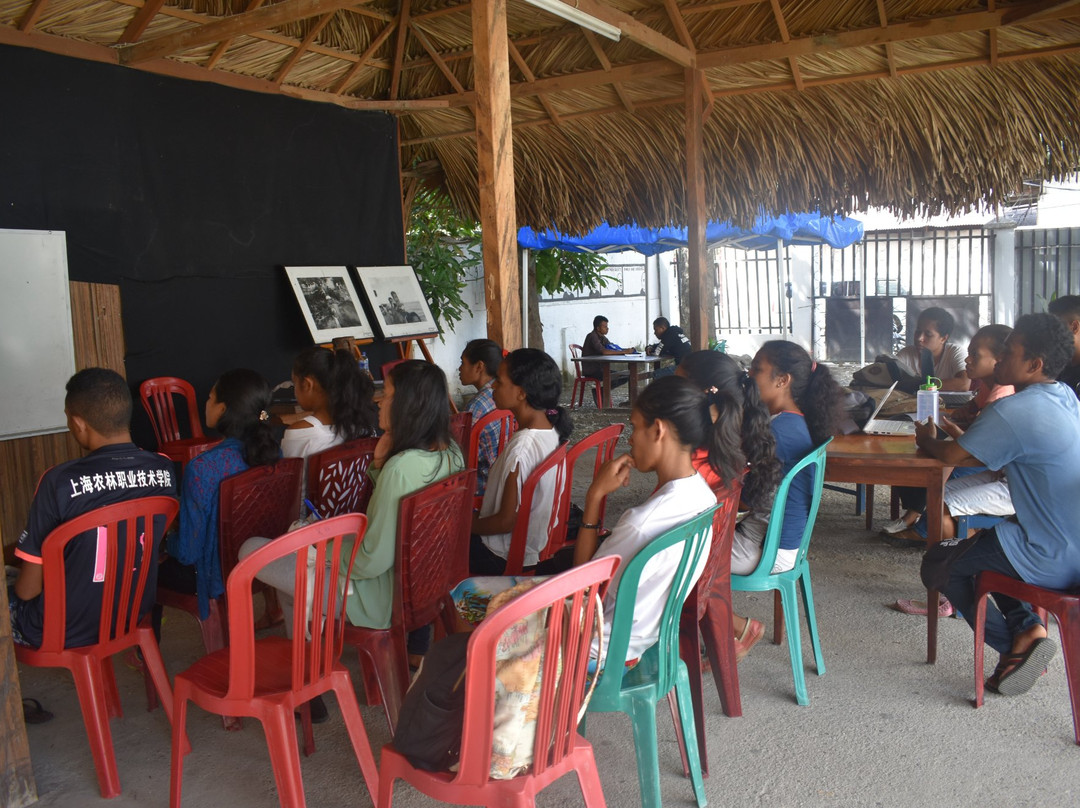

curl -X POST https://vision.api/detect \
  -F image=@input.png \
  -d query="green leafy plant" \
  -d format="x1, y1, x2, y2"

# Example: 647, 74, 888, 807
532, 248, 614, 295
406, 187, 481, 337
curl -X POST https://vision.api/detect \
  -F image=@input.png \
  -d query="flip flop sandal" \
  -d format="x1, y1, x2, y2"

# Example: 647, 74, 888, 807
993, 637, 1058, 696
893, 597, 954, 617
22, 698, 53, 725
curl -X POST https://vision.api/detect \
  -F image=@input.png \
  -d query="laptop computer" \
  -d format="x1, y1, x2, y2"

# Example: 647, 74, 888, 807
862, 382, 917, 436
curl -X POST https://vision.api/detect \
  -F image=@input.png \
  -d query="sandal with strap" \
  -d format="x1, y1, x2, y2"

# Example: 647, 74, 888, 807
734, 618, 764, 662
987, 637, 1057, 695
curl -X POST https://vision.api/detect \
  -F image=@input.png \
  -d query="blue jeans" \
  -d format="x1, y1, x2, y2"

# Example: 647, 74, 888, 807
920, 527, 1043, 655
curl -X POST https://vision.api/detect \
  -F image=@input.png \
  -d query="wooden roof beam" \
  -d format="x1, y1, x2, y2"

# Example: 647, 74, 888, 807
581, 29, 636, 113
18, 0, 49, 32
664, 0, 697, 51
119, 0, 364, 65
572, 0, 695, 67
875, 0, 897, 78
273, 11, 335, 85
332, 21, 397, 94
1003, 0, 1080, 25
409, 23, 466, 94
207, 0, 267, 70
117, 0, 167, 43
507, 40, 562, 123
389, 0, 412, 100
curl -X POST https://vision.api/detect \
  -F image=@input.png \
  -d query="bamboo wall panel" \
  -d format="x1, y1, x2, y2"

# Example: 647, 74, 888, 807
0, 282, 125, 556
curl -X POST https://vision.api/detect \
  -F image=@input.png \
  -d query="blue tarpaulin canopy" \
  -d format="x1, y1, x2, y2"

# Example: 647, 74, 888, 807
518, 212, 863, 255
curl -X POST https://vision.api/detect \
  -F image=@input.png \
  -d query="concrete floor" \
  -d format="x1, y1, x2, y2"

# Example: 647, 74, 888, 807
17, 413, 1080, 807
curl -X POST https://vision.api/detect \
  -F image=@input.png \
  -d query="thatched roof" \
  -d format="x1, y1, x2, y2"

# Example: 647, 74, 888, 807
3, 0, 1080, 230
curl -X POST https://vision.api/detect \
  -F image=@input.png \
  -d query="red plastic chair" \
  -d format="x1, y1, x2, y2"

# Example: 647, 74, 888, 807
566, 424, 625, 532
973, 570, 1080, 744
569, 344, 604, 410
139, 377, 222, 465
467, 408, 516, 509
15, 496, 181, 799
169, 514, 380, 808
156, 459, 303, 666
377, 556, 618, 808
344, 468, 476, 730
503, 444, 571, 576
449, 411, 473, 455
306, 437, 380, 517
672, 478, 744, 777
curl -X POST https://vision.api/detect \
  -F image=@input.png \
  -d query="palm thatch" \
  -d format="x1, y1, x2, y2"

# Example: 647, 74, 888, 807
3, 0, 1080, 228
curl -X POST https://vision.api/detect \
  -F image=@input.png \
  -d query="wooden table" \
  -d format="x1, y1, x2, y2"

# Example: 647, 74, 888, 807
825, 434, 953, 663
586, 354, 664, 408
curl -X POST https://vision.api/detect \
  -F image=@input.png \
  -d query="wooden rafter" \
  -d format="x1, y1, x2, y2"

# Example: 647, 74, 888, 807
117, 0, 167, 43
572, 0, 695, 67
417, 4, 1075, 109
401, 38, 1080, 145
875, 0, 897, 78
988, 0, 999, 67
207, 0, 267, 70
768, 0, 802, 90
1003, 0, 1080, 25
409, 23, 466, 94
119, 0, 364, 65
582, 29, 636, 113
332, 21, 397, 94
273, 11, 335, 85
507, 40, 562, 123
389, 0, 412, 100
18, 0, 49, 32
663, 0, 696, 51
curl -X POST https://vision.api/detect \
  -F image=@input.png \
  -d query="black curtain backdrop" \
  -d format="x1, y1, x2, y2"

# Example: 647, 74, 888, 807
0, 45, 404, 447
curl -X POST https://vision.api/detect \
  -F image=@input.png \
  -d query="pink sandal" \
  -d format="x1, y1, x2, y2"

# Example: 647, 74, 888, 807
892, 597, 954, 617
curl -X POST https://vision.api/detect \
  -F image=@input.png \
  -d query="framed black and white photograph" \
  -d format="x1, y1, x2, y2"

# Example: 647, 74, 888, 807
355, 265, 438, 339
284, 266, 375, 342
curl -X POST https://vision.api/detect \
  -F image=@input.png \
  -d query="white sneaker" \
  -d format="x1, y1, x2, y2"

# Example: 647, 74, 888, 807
882, 517, 910, 534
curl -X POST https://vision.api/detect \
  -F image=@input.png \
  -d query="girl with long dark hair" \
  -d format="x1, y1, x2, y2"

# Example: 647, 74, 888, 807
470, 348, 572, 574
730, 341, 842, 659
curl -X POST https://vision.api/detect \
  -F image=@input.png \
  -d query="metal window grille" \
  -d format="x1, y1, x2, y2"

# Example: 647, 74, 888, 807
714, 245, 792, 335
1016, 228, 1080, 314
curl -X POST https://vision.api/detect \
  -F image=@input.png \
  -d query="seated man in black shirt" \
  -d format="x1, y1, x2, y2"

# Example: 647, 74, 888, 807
648, 317, 692, 374
1049, 295, 1080, 399
11, 368, 177, 649
580, 315, 634, 405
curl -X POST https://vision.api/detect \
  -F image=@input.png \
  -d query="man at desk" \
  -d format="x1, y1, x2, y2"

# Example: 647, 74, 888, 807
10, 368, 177, 649
917, 314, 1080, 697
581, 316, 635, 400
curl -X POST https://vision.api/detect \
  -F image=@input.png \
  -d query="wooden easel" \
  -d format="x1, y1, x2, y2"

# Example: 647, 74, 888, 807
325, 335, 458, 413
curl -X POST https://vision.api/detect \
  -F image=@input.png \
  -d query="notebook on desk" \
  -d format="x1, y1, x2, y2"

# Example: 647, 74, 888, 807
861, 382, 917, 435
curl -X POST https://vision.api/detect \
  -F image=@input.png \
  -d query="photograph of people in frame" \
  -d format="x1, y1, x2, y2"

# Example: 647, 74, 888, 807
356, 265, 438, 339
284, 266, 375, 342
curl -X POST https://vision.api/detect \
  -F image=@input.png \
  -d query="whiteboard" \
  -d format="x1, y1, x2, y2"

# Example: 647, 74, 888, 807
0, 229, 76, 440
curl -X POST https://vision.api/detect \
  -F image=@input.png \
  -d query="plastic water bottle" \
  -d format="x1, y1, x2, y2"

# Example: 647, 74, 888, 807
916, 376, 940, 426
358, 352, 370, 377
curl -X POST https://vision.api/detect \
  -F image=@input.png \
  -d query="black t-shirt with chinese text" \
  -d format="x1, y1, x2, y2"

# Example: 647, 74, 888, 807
15, 443, 177, 648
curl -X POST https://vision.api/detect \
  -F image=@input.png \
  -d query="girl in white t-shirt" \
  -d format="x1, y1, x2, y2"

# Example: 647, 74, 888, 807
573, 375, 720, 660
470, 348, 572, 574
281, 346, 378, 464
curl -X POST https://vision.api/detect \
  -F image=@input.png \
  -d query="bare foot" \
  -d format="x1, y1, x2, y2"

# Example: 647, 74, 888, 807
1010, 623, 1048, 656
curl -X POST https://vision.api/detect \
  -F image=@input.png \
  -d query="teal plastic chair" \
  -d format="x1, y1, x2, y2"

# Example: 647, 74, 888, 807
584, 505, 717, 808
732, 438, 831, 706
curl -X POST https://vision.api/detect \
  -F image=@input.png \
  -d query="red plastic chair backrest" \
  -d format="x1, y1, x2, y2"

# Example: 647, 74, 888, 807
467, 409, 516, 472
223, 513, 366, 700
139, 377, 206, 447
394, 468, 477, 632
565, 424, 624, 527
504, 444, 570, 575
218, 458, 303, 584
568, 344, 588, 380
36, 496, 179, 653
693, 475, 745, 620
449, 411, 473, 456
306, 437, 380, 518
453, 556, 618, 786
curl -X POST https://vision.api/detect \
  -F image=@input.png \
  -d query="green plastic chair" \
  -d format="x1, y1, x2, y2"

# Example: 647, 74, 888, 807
731, 438, 832, 706
584, 505, 718, 808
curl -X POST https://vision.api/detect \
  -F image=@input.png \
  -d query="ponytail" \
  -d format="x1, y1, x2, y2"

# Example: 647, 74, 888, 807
328, 349, 378, 441
212, 368, 279, 468
504, 349, 574, 444
293, 346, 378, 441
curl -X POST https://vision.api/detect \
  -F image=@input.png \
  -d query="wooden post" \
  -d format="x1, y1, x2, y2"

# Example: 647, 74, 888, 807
684, 68, 710, 350
472, 0, 521, 350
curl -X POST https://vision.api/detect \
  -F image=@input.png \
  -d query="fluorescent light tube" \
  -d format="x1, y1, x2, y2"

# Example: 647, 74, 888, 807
521, 0, 622, 41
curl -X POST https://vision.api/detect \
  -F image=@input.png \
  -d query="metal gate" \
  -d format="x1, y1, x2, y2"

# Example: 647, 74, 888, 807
1016, 228, 1080, 314
714, 245, 793, 337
